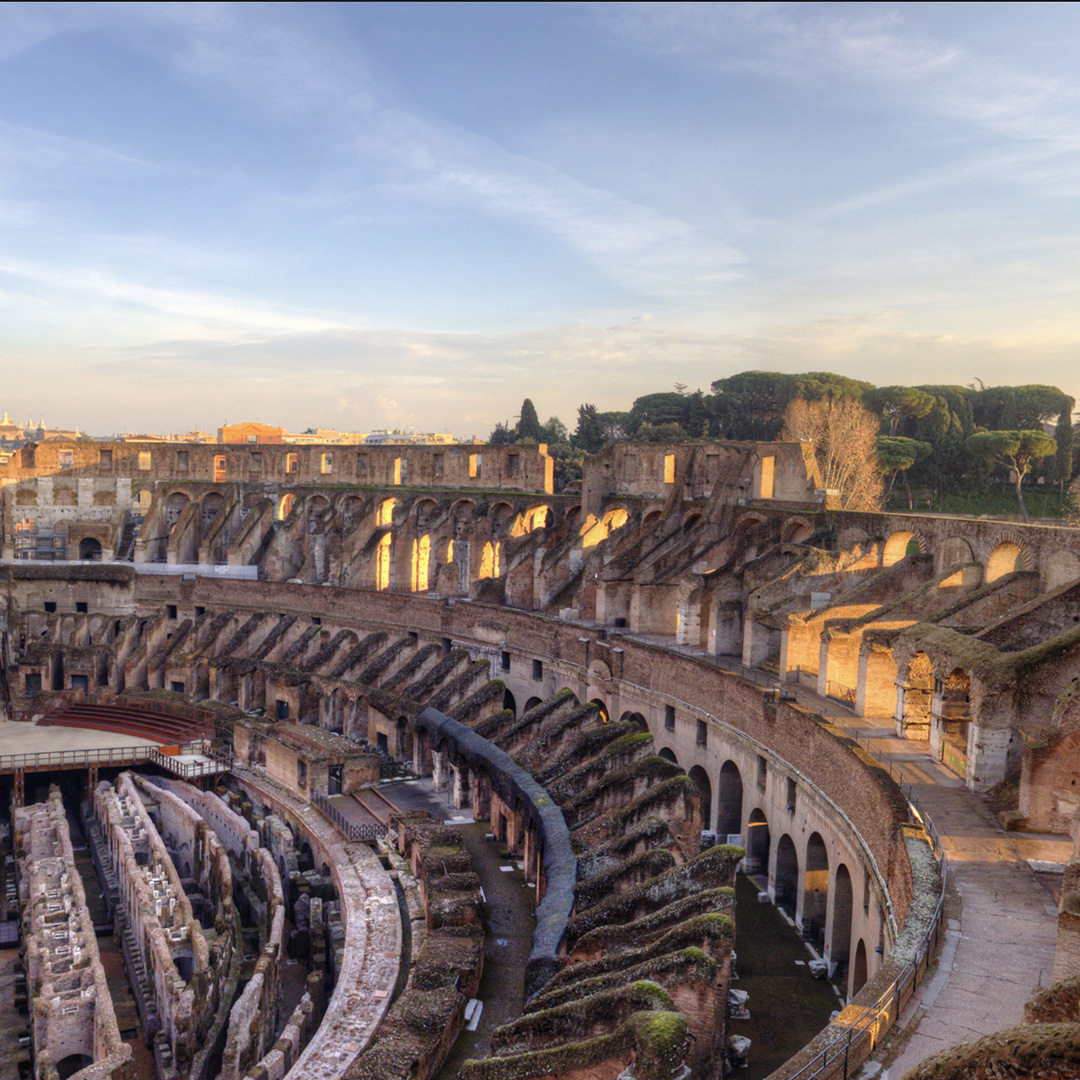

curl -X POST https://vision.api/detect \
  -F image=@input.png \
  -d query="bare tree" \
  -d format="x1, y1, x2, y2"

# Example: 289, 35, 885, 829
781, 396, 884, 511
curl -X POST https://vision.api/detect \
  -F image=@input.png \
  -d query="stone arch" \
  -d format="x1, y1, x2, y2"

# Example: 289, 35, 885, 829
201, 491, 225, 530
340, 494, 366, 531
602, 507, 629, 533
376, 497, 396, 527
490, 501, 516, 537
134, 488, 153, 512
619, 710, 647, 730
774, 834, 799, 917
78, 536, 102, 561
986, 539, 1029, 583
782, 517, 814, 544
682, 512, 703, 533
503, 688, 517, 717
803, 832, 829, 945
745, 808, 770, 875
524, 696, 544, 714
376, 533, 392, 590
307, 494, 330, 533
588, 698, 609, 723
521, 504, 551, 533
642, 509, 663, 531
852, 939, 869, 995
414, 498, 439, 533
165, 491, 190, 529
278, 493, 296, 521
56, 1054, 95, 1079
687, 764, 712, 831
451, 499, 477, 537
882, 529, 924, 567
1045, 548, 1080, 591
657, 747, 678, 765
717, 761, 743, 838
411, 534, 431, 592
830, 863, 854, 980
939, 535, 974, 571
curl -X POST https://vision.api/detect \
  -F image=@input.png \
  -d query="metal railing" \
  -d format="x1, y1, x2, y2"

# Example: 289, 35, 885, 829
0, 745, 152, 773
148, 745, 233, 779
311, 792, 388, 842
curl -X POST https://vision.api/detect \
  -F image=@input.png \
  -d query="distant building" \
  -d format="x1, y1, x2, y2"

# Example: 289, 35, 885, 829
218, 422, 285, 445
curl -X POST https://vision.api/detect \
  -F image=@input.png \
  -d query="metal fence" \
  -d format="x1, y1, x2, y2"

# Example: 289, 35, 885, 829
0, 745, 151, 773
311, 792, 388, 842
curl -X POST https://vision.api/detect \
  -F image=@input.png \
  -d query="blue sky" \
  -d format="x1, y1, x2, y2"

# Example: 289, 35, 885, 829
1, 2, 1078, 437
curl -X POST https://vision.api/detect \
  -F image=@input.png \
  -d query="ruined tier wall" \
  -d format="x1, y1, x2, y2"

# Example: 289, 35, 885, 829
93, 773, 214, 1079
147, 778, 287, 1080
0, 439, 554, 494
15, 788, 133, 1080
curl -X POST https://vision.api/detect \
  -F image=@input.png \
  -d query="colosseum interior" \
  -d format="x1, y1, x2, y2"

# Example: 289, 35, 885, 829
2, 435, 1080, 1079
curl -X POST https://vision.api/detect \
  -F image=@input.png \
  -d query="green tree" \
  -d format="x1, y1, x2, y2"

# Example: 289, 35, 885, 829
628, 392, 686, 435
488, 421, 517, 445
964, 430, 1057, 522
864, 387, 935, 436
518, 399, 543, 442
572, 404, 606, 454
1053, 396, 1075, 497
876, 436, 932, 509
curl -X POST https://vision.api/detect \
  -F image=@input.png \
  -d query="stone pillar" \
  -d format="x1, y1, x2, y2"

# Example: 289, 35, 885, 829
472, 771, 491, 822
431, 749, 449, 793
451, 762, 471, 810
966, 723, 1011, 793
523, 821, 539, 885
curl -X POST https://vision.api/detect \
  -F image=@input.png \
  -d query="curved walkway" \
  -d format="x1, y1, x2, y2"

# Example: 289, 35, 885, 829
617, 634, 1067, 1079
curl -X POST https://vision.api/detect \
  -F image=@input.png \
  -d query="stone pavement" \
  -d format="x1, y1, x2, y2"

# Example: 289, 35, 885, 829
776, 692, 1068, 1079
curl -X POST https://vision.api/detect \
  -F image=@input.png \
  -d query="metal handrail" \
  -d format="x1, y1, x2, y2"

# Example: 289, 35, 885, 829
0, 745, 152, 771
311, 792, 388, 842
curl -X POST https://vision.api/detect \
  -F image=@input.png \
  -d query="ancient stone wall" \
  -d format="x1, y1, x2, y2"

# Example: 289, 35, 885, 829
15, 788, 133, 1080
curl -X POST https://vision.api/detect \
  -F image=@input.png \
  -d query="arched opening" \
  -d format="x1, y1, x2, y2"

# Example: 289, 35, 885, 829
717, 761, 743, 839
376, 533, 392, 590
852, 939, 868, 995
830, 864, 854, 982
803, 832, 829, 947
619, 710, 648, 731
588, 698, 609, 723
524, 696, 544, 714
165, 491, 190, 529
134, 488, 153, 512
201, 491, 225, 531
278, 493, 296, 521
782, 520, 813, 544
775, 834, 799, 917
56, 1055, 94, 1079
683, 512, 702, 533
395, 716, 413, 761
986, 541, 1023, 583
882, 530, 920, 567
306, 494, 330, 533
688, 764, 712, 831
411, 534, 431, 591
377, 497, 397, 526
658, 747, 678, 765
78, 536, 102, 561
503, 688, 517, 717
745, 809, 770, 875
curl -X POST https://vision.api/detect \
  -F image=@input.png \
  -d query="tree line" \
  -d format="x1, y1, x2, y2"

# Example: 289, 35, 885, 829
489, 373, 1076, 521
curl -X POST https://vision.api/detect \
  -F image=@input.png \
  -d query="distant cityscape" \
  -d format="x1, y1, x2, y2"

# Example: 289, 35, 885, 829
0, 413, 470, 464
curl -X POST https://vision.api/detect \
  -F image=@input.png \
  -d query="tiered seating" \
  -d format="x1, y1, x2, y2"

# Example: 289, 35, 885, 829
39, 702, 209, 745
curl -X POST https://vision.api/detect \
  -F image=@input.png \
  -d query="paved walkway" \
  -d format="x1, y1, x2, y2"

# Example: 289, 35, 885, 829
761, 685, 1066, 1077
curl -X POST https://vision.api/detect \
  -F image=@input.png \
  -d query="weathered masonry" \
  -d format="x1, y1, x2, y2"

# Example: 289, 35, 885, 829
8, 432, 1080, 1077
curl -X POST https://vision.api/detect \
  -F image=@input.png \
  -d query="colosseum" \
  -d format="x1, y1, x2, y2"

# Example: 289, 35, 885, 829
2, 434, 1080, 1080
